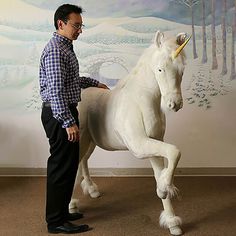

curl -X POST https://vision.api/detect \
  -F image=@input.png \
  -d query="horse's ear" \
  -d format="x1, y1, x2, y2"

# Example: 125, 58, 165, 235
176, 33, 187, 45
154, 31, 164, 48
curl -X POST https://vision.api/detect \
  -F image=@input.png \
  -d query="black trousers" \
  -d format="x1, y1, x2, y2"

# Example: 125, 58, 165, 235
41, 105, 80, 228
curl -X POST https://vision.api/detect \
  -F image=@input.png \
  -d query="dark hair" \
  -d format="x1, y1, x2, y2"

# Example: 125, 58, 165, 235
54, 4, 83, 30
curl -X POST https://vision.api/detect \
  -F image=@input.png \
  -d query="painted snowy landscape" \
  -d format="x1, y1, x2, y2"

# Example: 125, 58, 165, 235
0, 0, 235, 168
0, 0, 235, 111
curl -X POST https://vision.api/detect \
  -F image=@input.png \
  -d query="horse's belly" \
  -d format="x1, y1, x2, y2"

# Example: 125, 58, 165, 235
94, 134, 127, 151
83, 91, 127, 151
90, 123, 127, 151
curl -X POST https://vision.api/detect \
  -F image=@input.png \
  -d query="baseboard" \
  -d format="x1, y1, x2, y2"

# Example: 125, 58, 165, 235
0, 167, 235, 176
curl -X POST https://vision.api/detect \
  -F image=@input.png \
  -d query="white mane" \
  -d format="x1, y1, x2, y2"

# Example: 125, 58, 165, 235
115, 35, 186, 90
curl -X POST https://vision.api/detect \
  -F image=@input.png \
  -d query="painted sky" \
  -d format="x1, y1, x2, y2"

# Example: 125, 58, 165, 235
22, 0, 168, 17
22, 0, 235, 26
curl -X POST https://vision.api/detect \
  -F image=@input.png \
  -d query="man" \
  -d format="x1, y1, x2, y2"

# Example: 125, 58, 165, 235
39, 4, 108, 234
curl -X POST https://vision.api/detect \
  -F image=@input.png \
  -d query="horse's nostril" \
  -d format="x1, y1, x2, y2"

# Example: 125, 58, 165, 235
169, 102, 175, 109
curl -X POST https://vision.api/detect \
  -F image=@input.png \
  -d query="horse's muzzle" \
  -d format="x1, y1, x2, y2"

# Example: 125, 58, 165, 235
167, 98, 183, 112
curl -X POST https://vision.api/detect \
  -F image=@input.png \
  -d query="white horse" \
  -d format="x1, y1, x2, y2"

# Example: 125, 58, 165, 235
70, 31, 190, 236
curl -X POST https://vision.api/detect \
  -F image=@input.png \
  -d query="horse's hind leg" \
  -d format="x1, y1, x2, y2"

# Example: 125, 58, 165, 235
69, 162, 83, 213
80, 142, 101, 198
150, 157, 183, 236
69, 132, 98, 213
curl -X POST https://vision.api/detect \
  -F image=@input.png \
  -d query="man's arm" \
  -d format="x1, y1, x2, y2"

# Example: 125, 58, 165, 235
79, 76, 109, 89
79, 76, 99, 89
98, 82, 109, 89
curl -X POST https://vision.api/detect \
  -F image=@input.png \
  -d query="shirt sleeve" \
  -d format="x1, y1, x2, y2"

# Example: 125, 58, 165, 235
79, 76, 99, 89
44, 48, 76, 128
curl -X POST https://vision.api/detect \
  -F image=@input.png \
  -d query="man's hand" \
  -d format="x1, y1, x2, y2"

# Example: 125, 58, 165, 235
98, 82, 110, 90
66, 124, 79, 142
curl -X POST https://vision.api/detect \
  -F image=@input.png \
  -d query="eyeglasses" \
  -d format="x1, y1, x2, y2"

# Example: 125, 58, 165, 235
66, 21, 85, 30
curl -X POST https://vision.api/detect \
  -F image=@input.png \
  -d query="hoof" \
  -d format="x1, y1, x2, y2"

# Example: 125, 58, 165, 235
90, 190, 101, 198
169, 226, 183, 236
81, 179, 101, 198
159, 211, 183, 235
69, 199, 80, 213
157, 187, 168, 199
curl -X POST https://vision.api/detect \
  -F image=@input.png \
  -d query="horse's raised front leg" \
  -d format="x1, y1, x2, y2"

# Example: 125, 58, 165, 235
139, 140, 180, 199
151, 153, 180, 199
115, 109, 180, 199
119, 135, 180, 199
148, 144, 180, 199
150, 157, 183, 236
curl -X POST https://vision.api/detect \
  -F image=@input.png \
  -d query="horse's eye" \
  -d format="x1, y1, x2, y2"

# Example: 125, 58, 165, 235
158, 69, 162, 72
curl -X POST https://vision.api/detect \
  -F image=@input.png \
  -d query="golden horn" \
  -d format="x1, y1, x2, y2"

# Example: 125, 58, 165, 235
172, 35, 191, 59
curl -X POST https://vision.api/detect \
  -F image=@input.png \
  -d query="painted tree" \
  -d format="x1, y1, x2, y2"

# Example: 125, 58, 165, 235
174, 0, 199, 59
201, 0, 207, 64
221, 0, 227, 75
211, 0, 218, 69
26, 44, 39, 66
230, 0, 236, 80
0, 67, 8, 88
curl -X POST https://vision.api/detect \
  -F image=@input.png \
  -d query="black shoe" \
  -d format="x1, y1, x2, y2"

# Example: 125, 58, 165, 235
67, 212, 84, 221
48, 221, 90, 234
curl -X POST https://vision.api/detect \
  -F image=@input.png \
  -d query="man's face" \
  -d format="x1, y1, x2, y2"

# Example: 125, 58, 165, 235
58, 12, 83, 41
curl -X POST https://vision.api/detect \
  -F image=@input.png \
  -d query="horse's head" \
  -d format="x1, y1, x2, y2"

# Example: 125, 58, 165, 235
150, 31, 189, 112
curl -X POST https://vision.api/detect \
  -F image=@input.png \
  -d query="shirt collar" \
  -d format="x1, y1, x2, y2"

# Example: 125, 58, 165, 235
53, 32, 73, 49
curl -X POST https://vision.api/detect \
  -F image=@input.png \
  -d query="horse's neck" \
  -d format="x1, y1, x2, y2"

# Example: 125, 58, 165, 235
115, 45, 161, 98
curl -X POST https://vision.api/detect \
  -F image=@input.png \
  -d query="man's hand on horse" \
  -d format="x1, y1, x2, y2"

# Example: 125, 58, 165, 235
98, 83, 110, 89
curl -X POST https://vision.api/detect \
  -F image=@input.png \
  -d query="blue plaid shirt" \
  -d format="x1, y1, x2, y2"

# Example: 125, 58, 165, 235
39, 32, 99, 128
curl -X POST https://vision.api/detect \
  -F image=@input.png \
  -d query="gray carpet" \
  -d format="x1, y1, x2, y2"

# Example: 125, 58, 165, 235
0, 176, 235, 236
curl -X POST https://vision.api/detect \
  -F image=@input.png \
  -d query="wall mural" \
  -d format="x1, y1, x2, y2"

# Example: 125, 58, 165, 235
0, 0, 235, 113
